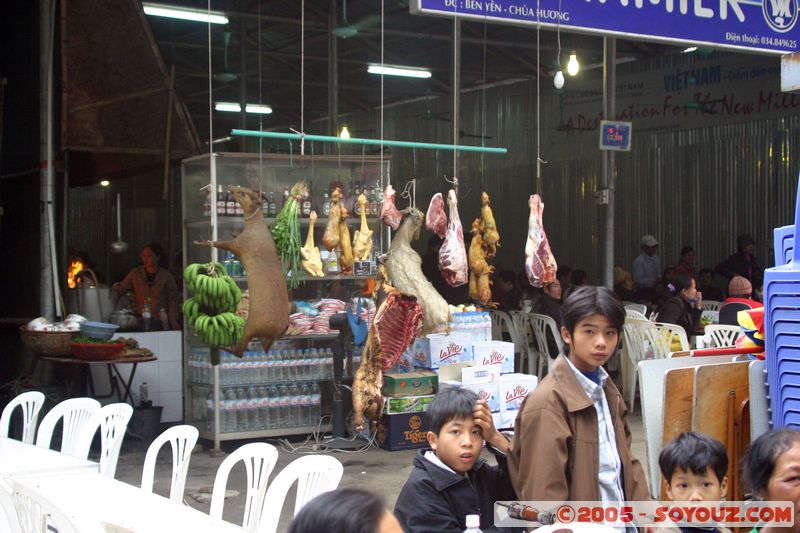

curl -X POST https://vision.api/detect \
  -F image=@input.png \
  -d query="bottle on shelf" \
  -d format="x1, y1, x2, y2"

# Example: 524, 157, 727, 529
236, 387, 248, 432
322, 193, 331, 217
375, 181, 383, 207
282, 187, 290, 208
261, 192, 269, 216
268, 192, 278, 217
310, 382, 321, 422
217, 185, 226, 217
268, 385, 279, 429
223, 387, 237, 433
206, 391, 215, 431
235, 193, 244, 216
301, 186, 312, 217
300, 382, 311, 426
246, 385, 259, 431
257, 385, 269, 430
278, 384, 290, 427
142, 298, 152, 331
159, 308, 169, 331
369, 187, 379, 217
226, 189, 236, 216
353, 184, 362, 215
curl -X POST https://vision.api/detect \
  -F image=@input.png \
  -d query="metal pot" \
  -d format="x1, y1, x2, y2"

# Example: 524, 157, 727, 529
109, 309, 139, 331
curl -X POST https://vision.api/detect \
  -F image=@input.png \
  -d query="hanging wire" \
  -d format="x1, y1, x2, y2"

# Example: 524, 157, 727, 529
207, 0, 213, 164
480, 11, 488, 192
536, 0, 542, 195
257, 0, 266, 195
300, 0, 306, 155
380, 0, 385, 183
451, 2, 458, 182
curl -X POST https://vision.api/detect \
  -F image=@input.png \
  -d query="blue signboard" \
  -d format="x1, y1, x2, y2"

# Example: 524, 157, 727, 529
410, 0, 799, 54
599, 120, 632, 151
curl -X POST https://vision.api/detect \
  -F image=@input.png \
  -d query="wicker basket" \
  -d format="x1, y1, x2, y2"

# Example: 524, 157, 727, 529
19, 326, 78, 357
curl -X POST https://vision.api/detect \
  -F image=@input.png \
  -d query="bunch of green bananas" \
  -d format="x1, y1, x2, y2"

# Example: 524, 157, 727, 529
183, 262, 244, 348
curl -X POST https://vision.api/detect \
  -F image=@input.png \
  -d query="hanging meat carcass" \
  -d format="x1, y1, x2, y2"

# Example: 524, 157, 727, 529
525, 194, 558, 288
425, 192, 447, 239
338, 208, 354, 273
386, 208, 450, 334
479, 192, 500, 257
380, 184, 402, 230
468, 218, 495, 306
439, 189, 468, 287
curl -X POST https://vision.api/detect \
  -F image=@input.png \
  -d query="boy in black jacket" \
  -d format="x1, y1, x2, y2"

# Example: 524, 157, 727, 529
394, 387, 519, 532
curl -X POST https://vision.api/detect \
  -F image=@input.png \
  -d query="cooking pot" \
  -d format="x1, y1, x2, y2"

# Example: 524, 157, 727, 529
110, 309, 139, 331
66, 270, 116, 323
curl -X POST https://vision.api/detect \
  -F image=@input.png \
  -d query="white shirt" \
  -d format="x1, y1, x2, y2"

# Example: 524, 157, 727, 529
633, 253, 661, 289
564, 357, 625, 505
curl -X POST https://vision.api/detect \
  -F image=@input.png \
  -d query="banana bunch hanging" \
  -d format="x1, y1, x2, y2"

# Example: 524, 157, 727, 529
183, 262, 244, 348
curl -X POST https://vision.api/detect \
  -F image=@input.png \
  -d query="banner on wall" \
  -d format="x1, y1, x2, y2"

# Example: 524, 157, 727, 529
411, 0, 800, 55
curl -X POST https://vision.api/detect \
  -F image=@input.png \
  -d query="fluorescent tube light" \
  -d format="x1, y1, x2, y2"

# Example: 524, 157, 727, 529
142, 3, 229, 24
367, 64, 432, 79
215, 102, 273, 114
682, 46, 698, 53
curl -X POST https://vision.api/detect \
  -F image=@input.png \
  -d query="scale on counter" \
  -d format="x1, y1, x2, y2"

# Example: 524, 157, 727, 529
599, 120, 632, 151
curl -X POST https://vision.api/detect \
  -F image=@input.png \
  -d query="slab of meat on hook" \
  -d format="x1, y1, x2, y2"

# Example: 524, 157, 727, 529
426, 192, 446, 239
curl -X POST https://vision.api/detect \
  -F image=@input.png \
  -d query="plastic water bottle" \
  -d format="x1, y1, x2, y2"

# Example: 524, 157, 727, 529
220, 354, 231, 386
223, 388, 237, 432
206, 391, 215, 431
308, 349, 319, 380
299, 382, 310, 426
236, 387, 248, 432
257, 385, 269, 430
463, 514, 482, 533
268, 385, 279, 429
257, 351, 268, 383
278, 350, 288, 382
325, 348, 334, 379
310, 382, 321, 422
288, 384, 300, 427
278, 384, 290, 427
246, 386, 259, 430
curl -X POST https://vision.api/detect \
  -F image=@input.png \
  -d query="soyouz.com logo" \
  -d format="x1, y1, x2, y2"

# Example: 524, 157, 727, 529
440, 342, 463, 362
493, 501, 794, 528
763, 0, 799, 32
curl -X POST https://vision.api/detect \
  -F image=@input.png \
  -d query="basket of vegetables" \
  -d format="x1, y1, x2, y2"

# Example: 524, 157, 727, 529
69, 336, 127, 361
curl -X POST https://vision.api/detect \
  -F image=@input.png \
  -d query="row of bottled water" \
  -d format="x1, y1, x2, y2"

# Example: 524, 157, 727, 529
188, 349, 334, 386
206, 382, 322, 433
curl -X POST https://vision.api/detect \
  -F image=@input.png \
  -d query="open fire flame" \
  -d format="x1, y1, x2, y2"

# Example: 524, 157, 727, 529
67, 259, 85, 289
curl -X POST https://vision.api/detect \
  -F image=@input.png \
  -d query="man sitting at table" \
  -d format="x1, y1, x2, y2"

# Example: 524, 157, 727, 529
718, 276, 761, 326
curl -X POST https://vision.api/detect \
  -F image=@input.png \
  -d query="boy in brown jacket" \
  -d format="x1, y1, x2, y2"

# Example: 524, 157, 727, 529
509, 286, 650, 508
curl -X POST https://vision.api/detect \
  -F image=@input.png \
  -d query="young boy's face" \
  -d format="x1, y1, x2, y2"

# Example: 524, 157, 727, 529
561, 314, 619, 372
666, 467, 728, 501
427, 416, 483, 474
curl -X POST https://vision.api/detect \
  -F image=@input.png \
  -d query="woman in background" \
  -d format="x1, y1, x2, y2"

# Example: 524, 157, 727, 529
656, 274, 703, 336
115, 243, 180, 330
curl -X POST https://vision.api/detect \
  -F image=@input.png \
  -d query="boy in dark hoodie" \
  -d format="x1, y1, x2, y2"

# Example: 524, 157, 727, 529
393, 387, 519, 532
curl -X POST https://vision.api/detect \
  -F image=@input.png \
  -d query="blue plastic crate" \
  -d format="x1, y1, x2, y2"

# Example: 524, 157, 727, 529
765, 174, 800, 429
775, 224, 794, 266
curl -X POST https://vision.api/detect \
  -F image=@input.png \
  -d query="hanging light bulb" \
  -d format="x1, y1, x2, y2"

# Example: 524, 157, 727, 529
339, 125, 351, 140
553, 70, 565, 89
567, 52, 580, 76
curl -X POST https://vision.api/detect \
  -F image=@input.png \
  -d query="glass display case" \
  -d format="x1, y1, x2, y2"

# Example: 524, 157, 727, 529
181, 153, 390, 450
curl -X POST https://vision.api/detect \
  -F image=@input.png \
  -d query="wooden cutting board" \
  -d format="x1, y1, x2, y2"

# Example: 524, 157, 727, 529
660, 367, 696, 499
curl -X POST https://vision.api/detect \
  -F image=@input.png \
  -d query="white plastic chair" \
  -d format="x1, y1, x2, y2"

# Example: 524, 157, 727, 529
701, 300, 722, 312
141, 425, 199, 503
622, 318, 660, 413
256, 455, 344, 533
528, 313, 564, 379
35, 397, 101, 456
75, 403, 133, 478
5, 477, 104, 533
653, 322, 690, 357
704, 324, 741, 348
210, 442, 279, 531
625, 308, 647, 320
490, 310, 526, 372
0, 391, 45, 444
508, 311, 534, 373
624, 303, 647, 316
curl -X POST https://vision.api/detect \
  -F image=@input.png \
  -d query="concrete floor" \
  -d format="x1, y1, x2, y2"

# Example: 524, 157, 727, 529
112, 414, 648, 532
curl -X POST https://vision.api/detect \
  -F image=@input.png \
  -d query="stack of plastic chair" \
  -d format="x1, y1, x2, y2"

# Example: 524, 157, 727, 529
508, 311, 534, 374
528, 314, 563, 379
0, 391, 45, 444
209, 442, 279, 531
765, 174, 800, 429
489, 310, 525, 372
774, 223, 794, 266
140, 425, 199, 503
256, 455, 343, 533
35, 397, 101, 457
622, 318, 662, 412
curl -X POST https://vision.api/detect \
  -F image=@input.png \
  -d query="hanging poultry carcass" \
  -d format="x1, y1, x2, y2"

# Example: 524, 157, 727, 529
468, 218, 495, 306
479, 192, 500, 257
380, 184, 402, 230
439, 189, 468, 287
425, 192, 447, 239
338, 208, 355, 273
525, 194, 558, 288
300, 211, 324, 277
322, 188, 342, 251
352, 194, 373, 261
385, 208, 450, 334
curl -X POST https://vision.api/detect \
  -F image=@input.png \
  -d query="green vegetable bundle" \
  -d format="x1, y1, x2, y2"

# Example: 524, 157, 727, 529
271, 181, 306, 289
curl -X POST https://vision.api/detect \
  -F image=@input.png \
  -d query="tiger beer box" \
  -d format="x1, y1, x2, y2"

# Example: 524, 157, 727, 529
471, 341, 514, 374
380, 371, 438, 398
377, 412, 430, 450
412, 332, 473, 370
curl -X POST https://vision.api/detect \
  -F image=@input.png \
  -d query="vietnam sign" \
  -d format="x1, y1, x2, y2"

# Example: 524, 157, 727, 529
410, 0, 800, 54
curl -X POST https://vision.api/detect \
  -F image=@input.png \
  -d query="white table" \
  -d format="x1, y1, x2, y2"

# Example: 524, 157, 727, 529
8, 470, 246, 532
0, 437, 99, 477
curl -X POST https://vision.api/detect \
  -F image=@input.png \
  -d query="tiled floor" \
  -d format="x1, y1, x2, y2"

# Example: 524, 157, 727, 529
113, 414, 649, 532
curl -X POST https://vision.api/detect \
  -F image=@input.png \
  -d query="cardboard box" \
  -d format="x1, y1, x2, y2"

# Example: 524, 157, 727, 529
413, 332, 473, 369
384, 344, 415, 374
450, 312, 492, 343
472, 341, 515, 374
462, 380, 501, 413
382, 394, 435, 415
377, 412, 429, 450
493, 410, 517, 430
499, 373, 538, 411
462, 364, 500, 385
381, 371, 438, 397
